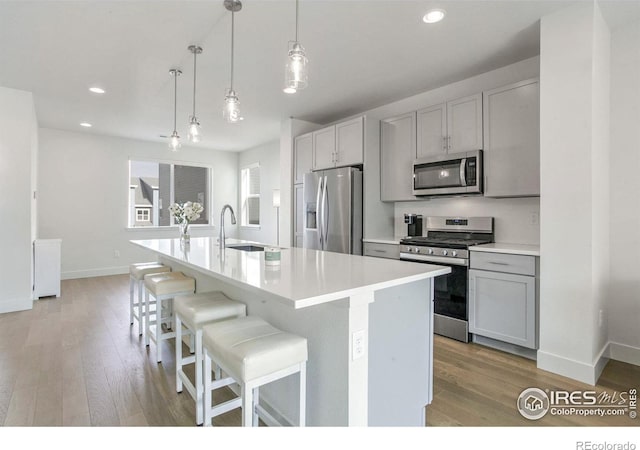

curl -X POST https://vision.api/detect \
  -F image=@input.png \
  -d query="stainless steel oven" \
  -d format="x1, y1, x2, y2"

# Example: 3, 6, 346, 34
412, 150, 483, 197
400, 217, 494, 343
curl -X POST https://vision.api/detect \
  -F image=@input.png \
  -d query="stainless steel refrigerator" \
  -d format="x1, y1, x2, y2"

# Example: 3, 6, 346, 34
303, 167, 363, 255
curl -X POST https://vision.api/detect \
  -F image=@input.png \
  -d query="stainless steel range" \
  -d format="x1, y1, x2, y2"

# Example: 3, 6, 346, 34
400, 216, 494, 343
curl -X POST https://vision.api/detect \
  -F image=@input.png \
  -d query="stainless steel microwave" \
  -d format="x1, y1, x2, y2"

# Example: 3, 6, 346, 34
412, 150, 483, 196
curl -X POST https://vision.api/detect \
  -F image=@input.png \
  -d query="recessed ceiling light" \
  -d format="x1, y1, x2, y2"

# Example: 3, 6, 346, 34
423, 9, 446, 24
283, 87, 297, 94
80, 122, 92, 128
89, 87, 105, 94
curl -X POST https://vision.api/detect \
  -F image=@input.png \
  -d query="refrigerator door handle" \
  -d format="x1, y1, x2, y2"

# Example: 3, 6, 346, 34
322, 175, 329, 250
316, 176, 324, 249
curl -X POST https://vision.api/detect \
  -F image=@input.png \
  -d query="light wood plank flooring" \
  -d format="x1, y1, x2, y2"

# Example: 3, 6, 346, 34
0, 274, 637, 427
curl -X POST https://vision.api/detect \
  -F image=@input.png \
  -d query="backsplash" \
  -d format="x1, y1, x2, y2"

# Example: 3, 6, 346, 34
394, 196, 540, 245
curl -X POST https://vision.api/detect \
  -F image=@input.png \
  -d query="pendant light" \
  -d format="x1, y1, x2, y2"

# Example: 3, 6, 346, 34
168, 68, 182, 151
223, 0, 242, 123
187, 45, 203, 143
284, 0, 308, 94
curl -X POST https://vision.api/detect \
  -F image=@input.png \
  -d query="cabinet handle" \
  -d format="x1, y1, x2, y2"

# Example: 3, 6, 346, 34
443, 136, 447, 151
488, 261, 509, 266
447, 136, 451, 151
334, 152, 338, 163
373, 249, 386, 253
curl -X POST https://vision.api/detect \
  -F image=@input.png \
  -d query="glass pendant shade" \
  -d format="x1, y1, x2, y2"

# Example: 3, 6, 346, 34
285, 41, 308, 92
223, 89, 241, 123
188, 116, 201, 143
169, 131, 181, 151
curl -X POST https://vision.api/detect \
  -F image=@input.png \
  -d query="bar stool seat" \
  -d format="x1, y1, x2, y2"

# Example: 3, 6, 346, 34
144, 271, 195, 363
174, 292, 247, 425
129, 263, 171, 336
203, 316, 308, 427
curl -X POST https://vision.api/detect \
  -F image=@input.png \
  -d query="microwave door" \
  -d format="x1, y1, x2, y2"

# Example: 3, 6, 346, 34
414, 160, 464, 190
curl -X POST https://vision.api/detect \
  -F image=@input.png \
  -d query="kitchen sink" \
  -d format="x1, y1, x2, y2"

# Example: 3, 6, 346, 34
226, 244, 265, 252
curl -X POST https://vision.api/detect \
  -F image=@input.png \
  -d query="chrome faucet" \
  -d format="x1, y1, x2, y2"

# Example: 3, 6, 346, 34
219, 204, 236, 250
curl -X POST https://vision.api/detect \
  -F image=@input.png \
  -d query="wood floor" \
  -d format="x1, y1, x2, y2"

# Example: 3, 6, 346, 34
0, 274, 637, 427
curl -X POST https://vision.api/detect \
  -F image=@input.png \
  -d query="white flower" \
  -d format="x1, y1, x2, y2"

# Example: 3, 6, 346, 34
169, 201, 203, 225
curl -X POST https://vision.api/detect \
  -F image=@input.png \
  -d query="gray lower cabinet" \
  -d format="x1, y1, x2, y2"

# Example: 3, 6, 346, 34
469, 253, 538, 349
363, 242, 400, 259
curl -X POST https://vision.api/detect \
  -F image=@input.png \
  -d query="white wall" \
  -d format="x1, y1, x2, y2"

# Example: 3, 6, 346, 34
38, 128, 238, 279
538, 2, 611, 384
395, 197, 540, 244
238, 140, 280, 246
0, 87, 38, 313
608, 19, 640, 365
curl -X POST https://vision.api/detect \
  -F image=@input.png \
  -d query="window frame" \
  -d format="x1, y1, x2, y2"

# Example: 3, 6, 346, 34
127, 157, 214, 230
240, 162, 261, 229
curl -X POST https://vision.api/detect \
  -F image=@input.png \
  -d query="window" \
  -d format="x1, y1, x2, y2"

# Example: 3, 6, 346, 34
129, 160, 211, 228
240, 164, 260, 226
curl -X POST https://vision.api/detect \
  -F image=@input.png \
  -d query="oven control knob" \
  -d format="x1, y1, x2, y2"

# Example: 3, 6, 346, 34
414, 247, 420, 253
452, 251, 458, 257
428, 249, 434, 255
442, 250, 448, 256
407, 247, 413, 252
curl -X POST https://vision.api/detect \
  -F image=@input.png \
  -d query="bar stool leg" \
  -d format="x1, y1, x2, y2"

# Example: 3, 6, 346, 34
138, 280, 144, 336
175, 315, 183, 393
203, 348, 212, 427
299, 362, 306, 427
156, 295, 163, 363
195, 329, 204, 425
129, 276, 135, 325
252, 388, 259, 426
145, 290, 151, 346
241, 384, 253, 427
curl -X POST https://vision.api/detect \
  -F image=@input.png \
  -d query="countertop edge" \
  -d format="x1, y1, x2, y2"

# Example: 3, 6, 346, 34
363, 237, 403, 245
469, 243, 540, 257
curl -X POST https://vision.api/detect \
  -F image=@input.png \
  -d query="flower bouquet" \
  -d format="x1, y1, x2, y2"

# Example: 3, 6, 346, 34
169, 201, 204, 242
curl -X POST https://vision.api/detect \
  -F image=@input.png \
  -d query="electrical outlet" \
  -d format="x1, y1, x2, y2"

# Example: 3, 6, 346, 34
114, 250, 120, 258
352, 330, 365, 361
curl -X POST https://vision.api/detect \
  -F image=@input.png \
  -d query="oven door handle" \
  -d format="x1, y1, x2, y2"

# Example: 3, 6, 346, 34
400, 253, 468, 267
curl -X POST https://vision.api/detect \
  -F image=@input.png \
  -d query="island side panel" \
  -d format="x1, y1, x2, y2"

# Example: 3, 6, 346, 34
368, 278, 433, 426
161, 259, 352, 426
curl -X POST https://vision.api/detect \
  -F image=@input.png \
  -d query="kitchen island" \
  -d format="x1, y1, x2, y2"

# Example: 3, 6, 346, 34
130, 237, 450, 426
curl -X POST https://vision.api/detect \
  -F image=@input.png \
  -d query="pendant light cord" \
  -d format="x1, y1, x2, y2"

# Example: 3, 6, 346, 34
173, 71, 178, 132
295, 0, 299, 42
192, 51, 197, 116
230, 9, 235, 91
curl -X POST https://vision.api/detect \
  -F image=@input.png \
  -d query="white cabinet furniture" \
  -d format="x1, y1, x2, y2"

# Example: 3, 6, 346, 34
483, 78, 540, 197
33, 239, 61, 298
469, 251, 538, 350
417, 93, 483, 158
363, 242, 400, 260
294, 184, 304, 248
380, 112, 416, 202
294, 133, 313, 184
311, 116, 364, 171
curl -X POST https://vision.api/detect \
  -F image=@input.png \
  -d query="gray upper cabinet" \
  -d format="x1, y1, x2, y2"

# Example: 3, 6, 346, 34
335, 116, 364, 167
294, 132, 313, 184
416, 94, 482, 158
447, 93, 483, 153
416, 103, 447, 158
483, 78, 540, 197
312, 126, 336, 171
311, 117, 364, 171
380, 112, 416, 202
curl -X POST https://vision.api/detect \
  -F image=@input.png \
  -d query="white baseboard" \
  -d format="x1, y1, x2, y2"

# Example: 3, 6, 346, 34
537, 347, 608, 386
607, 341, 640, 366
0, 297, 33, 314
61, 266, 129, 280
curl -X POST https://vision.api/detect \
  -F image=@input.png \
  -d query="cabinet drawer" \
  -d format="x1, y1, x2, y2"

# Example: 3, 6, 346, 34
470, 251, 535, 276
363, 242, 400, 260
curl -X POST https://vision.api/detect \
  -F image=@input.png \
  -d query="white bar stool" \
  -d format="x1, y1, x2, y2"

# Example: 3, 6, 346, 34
202, 316, 308, 427
144, 271, 195, 363
174, 291, 247, 425
129, 263, 171, 336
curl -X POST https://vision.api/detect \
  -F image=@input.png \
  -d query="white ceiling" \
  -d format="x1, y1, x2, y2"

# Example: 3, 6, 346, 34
0, 0, 638, 152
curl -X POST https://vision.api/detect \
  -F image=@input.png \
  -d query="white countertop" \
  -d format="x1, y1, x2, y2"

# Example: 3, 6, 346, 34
468, 243, 540, 257
362, 237, 404, 245
131, 238, 450, 309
